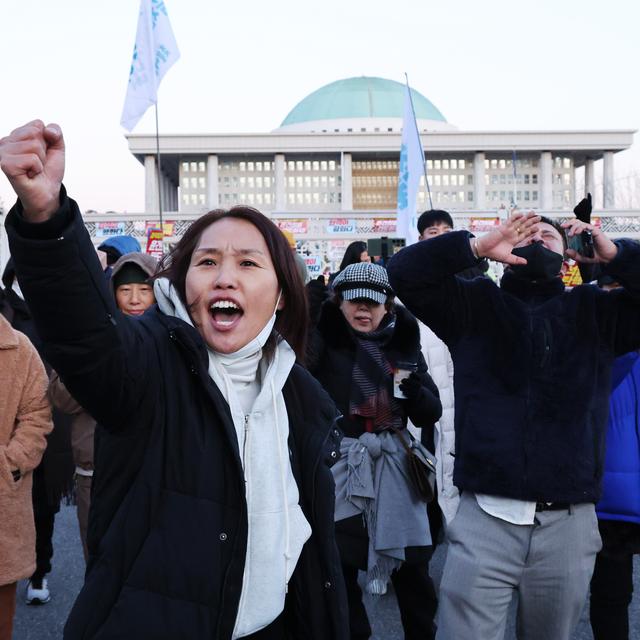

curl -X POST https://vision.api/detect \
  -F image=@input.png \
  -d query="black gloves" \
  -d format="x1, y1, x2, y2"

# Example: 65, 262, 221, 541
399, 371, 443, 428
399, 372, 422, 401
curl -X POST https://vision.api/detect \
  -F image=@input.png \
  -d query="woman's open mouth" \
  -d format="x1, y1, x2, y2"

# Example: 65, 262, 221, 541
209, 299, 244, 331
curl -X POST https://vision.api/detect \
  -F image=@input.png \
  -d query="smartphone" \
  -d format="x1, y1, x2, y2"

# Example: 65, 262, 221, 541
568, 230, 594, 258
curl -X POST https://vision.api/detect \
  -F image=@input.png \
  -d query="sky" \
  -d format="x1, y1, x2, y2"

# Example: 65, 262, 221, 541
1, 0, 639, 212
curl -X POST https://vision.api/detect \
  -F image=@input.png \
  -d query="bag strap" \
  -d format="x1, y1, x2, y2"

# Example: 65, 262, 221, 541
389, 425, 414, 456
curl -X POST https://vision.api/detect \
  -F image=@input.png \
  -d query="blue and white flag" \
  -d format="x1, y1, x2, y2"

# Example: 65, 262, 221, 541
121, 0, 180, 131
396, 82, 425, 245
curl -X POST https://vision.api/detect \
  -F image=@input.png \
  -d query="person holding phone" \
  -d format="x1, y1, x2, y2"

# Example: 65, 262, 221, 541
307, 262, 442, 640
388, 211, 640, 640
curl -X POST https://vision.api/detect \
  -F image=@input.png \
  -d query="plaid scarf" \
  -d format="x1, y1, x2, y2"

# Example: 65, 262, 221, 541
349, 314, 403, 431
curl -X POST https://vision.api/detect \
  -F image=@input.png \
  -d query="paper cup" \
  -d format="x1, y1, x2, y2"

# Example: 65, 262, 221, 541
393, 367, 415, 399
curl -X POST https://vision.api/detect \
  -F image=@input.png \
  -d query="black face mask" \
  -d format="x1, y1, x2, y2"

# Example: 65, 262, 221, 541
510, 242, 563, 281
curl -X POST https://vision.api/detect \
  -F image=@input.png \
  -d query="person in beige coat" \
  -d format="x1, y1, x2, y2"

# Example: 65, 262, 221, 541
0, 313, 53, 640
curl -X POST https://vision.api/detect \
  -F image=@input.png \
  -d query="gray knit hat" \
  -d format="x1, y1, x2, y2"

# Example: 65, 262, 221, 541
333, 262, 394, 304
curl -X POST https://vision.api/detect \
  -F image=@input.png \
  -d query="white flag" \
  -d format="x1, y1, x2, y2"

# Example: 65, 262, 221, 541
396, 82, 424, 245
121, 0, 180, 131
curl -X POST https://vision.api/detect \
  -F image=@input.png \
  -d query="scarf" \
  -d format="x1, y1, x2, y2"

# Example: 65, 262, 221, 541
349, 314, 403, 432
332, 431, 432, 592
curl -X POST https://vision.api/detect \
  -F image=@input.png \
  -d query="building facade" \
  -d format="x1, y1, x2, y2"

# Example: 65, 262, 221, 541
0, 77, 636, 274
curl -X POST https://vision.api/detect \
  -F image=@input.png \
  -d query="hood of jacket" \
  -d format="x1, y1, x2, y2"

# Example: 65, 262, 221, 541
109, 252, 159, 295
98, 235, 141, 257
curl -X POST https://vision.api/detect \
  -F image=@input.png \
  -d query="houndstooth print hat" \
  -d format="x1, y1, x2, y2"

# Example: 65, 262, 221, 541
332, 262, 394, 304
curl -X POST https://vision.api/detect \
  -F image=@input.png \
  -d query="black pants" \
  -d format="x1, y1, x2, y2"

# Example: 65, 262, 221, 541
342, 561, 437, 640
590, 550, 634, 640
31, 467, 60, 580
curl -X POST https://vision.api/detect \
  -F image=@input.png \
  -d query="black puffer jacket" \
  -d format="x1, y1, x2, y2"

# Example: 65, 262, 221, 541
308, 300, 441, 437
6, 191, 348, 640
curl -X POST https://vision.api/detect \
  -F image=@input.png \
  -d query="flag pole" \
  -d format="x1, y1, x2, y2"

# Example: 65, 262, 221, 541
511, 149, 518, 210
405, 73, 433, 210
154, 104, 164, 251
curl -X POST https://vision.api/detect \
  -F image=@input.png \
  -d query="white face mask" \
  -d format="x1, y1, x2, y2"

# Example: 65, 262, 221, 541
215, 290, 282, 360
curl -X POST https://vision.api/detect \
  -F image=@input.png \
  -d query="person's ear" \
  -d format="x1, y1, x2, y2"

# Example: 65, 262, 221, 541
277, 292, 285, 311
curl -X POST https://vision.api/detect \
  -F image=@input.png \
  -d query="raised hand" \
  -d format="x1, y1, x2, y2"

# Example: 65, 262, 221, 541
0, 120, 65, 222
475, 211, 541, 265
562, 219, 618, 264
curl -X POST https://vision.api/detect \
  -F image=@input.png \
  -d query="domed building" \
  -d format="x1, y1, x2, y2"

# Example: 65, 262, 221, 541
123, 75, 634, 271
277, 76, 455, 134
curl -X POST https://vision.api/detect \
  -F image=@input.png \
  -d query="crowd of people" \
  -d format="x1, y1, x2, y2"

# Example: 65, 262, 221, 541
0, 119, 638, 640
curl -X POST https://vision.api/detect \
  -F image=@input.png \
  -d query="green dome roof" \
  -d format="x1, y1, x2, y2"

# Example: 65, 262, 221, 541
281, 76, 446, 127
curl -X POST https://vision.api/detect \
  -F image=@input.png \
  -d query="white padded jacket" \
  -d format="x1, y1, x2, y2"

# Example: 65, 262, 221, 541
408, 321, 459, 525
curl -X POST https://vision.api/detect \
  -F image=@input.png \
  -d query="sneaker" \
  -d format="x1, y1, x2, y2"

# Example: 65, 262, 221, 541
26, 577, 51, 605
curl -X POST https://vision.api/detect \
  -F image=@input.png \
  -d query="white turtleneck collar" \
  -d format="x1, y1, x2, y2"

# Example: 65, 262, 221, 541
154, 278, 278, 413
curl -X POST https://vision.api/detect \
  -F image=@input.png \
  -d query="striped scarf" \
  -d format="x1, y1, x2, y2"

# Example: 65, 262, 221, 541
349, 315, 403, 432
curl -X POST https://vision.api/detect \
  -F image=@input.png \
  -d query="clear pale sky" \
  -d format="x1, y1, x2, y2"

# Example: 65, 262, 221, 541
1, 0, 638, 212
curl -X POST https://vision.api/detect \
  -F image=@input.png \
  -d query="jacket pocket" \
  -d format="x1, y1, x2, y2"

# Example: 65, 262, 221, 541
125, 489, 236, 605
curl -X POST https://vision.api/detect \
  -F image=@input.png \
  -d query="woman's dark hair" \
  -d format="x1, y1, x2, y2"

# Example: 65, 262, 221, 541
339, 241, 368, 271
156, 206, 308, 362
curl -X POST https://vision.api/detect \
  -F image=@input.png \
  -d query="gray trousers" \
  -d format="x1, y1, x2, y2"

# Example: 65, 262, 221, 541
437, 493, 602, 640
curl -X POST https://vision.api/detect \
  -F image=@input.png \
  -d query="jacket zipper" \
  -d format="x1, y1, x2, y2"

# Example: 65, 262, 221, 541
243, 414, 250, 473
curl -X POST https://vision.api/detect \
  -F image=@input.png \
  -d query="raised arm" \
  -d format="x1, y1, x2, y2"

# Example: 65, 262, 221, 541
592, 237, 640, 356
0, 121, 153, 430
387, 212, 540, 344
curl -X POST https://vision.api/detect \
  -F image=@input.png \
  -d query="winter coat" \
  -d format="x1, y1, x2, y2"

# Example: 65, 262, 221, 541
49, 253, 158, 473
308, 300, 441, 438
413, 322, 458, 525
6, 190, 348, 640
388, 230, 640, 504
307, 300, 441, 568
0, 266, 74, 507
0, 314, 53, 585
596, 351, 640, 524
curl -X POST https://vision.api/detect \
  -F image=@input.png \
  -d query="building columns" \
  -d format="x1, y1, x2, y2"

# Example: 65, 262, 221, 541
144, 155, 159, 214
341, 152, 353, 210
473, 152, 486, 209
603, 151, 615, 209
274, 154, 285, 210
207, 155, 219, 210
584, 157, 596, 199
539, 151, 553, 210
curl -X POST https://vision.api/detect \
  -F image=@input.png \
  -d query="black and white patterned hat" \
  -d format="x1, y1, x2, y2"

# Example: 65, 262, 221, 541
333, 262, 394, 304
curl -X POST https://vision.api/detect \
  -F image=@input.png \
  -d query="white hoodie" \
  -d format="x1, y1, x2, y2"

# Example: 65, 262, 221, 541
154, 279, 312, 638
